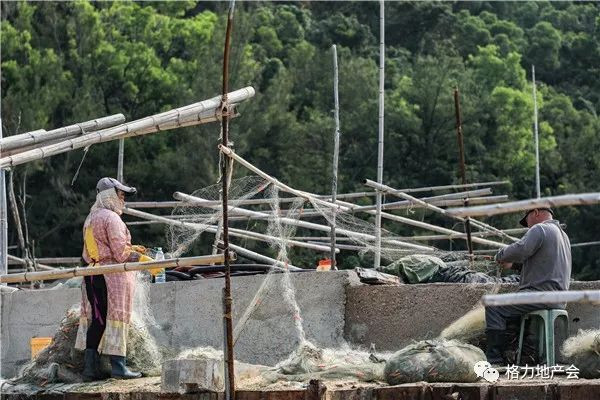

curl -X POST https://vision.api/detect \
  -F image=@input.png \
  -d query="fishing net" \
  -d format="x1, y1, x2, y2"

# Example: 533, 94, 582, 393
383, 339, 486, 385
11, 273, 166, 385
562, 329, 600, 378
440, 306, 487, 346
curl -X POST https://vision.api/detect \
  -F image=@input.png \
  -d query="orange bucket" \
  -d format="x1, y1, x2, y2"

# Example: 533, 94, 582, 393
30, 337, 52, 359
317, 259, 332, 271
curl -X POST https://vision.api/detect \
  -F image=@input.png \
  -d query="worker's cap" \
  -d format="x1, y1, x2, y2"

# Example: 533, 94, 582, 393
96, 177, 137, 195
519, 207, 554, 227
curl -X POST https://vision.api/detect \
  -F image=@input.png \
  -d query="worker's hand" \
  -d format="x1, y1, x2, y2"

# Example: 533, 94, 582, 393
131, 245, 147, 254
498, 261, 513, 270
128, 252, 141, 262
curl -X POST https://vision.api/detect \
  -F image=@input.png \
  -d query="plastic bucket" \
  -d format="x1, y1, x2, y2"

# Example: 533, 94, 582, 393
30, 337, 52, 359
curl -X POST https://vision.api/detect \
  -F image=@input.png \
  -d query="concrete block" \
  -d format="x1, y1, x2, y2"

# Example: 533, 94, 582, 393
161, 358, 224, 393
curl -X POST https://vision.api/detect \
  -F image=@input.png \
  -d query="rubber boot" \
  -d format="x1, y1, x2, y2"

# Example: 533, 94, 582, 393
82, 349, 100, 381
110, 355, 142, 379
485, 329, 506, 366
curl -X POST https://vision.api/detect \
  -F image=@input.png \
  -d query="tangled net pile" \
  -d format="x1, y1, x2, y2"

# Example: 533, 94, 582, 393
11, 274, 167, 385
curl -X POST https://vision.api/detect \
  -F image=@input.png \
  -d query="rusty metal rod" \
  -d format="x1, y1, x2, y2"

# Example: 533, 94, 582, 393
221, 2, 236, 399
454, 87, 473, 254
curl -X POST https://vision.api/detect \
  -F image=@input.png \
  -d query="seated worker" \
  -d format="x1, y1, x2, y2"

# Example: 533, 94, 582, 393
75, 177, 151, 380
485, 208, 571, 365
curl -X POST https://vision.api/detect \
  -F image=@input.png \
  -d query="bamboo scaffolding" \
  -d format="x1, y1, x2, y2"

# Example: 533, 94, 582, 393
334, 197, 507, 248
446, 193, 600, 218
364, 179, 517, 242
218, 145, 508, 249
482, 290, 600, 306
124, 186, 500, 209
0, 87, 255, 169
1, 115, 126, 155
122, 207, 337, 253
7, 254, 54, 271
174, 191, 435, 252
0, 254, 228, 284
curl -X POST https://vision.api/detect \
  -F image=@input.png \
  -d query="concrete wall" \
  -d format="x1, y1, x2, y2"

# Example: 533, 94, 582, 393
345, 281, 600, 351
2, 272, 599, 379
1, 271, 355, 378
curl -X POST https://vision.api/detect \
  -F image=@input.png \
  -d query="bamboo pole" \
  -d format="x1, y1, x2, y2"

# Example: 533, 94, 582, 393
374, 0, 385, 270
334, 197, 507, 248
532, 65, 541, 199
124, 186, 502, 209
571, 241, 600, 248
7, 254, 69, 270
298, 227, 529, 242
122, 207, 337, 253
7, 256, 81, 265
446, 193, 600, 218
117, 138, 125, 182
363, 179, 516, 241
174, 192, 434, 252
0, 88, 255, 169
0, 114, 126, 152
217, 146, 510, 249
0, 120, 7, 276
330, 44, 341, 270
483, 290, 600, 307
453, 87, 473, 254
369, 183, 517, 242
0, 254, 227, 284
220, 4, 236, 398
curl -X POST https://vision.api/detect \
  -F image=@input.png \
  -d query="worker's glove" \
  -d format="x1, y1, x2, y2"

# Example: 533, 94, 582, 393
131, 245, 147, 254
138, 254, 163, 276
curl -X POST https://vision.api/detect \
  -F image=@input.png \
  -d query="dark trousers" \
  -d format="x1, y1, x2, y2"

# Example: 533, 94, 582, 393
84, 275, 108, 350
485, 303, 549, 331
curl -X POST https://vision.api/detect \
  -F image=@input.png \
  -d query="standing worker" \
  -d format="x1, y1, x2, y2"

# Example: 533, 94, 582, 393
485, 208, 571, 364
75, 177, 149, 380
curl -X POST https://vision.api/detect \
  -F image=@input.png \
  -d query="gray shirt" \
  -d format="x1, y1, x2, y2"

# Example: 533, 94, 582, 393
495, 219, 571, 293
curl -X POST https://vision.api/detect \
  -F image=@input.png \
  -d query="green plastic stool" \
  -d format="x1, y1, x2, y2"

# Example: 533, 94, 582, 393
516, 309, 568, 366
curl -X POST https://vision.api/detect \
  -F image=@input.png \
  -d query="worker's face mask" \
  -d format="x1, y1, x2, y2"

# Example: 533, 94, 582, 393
95, 188, 125, 215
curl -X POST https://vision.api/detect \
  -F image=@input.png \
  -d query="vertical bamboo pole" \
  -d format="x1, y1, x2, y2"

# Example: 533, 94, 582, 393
532, 65, 540, 199
374, 0, 385, 270
330, 45, 340, 270
454, 88, 473, 255
0, 120, 7, 276
117, 138, 124, 182
221, 1, 235, 399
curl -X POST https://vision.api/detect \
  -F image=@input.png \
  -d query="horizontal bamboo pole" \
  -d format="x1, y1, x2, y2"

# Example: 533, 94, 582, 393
334, 197, 506, 248
7, 254, 55, 271
174, 191, 435, 252
364, 179, 517, 242
0, 254, 228, 284
571, 241, 600, 248
0, 87, 255, 169
365, 179, 509, 195
297, 227, 529, 242
483, 290, 600, 306
123, 208, 300, 269
1, 114, 126, 154
8, 256, 81, 265
446, 193, 600, 218
217, 145, 509, 249
124, 191, 503, 211
122, 207, 337, 253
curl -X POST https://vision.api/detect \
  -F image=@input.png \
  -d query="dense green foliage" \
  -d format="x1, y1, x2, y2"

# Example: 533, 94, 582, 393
2, 1, 599, 278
